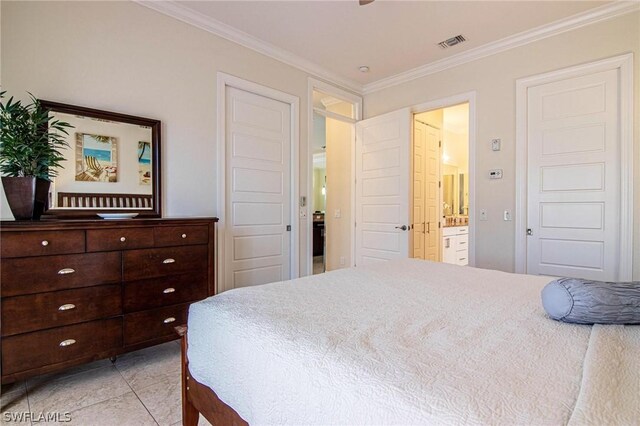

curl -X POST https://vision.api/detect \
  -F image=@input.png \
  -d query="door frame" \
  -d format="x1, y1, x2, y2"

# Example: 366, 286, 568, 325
217, 72, 300, 292
409, 92, 477, 267
306, 78, 362, 275
514, 53, 634, 280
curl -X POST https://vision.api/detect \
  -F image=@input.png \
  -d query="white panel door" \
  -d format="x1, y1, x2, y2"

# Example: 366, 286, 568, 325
411, 121, 426, 259
225, 87, 291, 288
527, 69, 620, 281
355, 108, 410, 266
423, 124, 441, 262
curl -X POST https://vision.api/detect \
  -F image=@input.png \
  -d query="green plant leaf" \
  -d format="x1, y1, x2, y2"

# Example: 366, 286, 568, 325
0, 92, 74, 180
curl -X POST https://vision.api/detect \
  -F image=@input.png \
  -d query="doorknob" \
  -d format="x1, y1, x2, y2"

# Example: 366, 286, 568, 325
395, 225, 408, 231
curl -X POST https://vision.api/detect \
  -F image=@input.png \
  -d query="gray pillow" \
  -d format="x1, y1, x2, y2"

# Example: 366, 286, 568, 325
541, 278, 640, 324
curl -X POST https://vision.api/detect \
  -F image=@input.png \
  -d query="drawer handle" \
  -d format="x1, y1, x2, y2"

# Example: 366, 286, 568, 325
58, 268, 76, 275
459, 258, 467, 261
181, 234, 187, 239
120, 236, 127, 242
163, 287, 176, 294
459, 241, 467, 245
163, 258, 175, 264
163, 317, 176, 324
58, 303, 76, 311
41, 240, 49, 246
59, 339, 76, 347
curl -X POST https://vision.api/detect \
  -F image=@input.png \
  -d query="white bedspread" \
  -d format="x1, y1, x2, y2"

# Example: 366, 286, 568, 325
187, 259, 639, 425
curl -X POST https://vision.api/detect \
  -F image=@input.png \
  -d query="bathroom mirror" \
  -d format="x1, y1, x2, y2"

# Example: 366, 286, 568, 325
442, 174, 455, 216
459, 173, 468, 215
40, 100, 161, 218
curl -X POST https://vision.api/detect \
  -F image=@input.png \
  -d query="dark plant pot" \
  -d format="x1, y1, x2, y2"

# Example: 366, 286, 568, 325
2, 177, 50, 220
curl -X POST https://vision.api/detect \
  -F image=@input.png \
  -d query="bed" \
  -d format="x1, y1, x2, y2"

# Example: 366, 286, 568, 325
181, 259, 640, 425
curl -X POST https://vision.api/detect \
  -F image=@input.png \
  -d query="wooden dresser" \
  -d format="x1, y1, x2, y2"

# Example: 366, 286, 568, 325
0, 217, 217, 384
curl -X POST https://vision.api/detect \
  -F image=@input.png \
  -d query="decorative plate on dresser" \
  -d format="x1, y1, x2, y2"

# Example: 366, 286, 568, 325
0, 217, 218, 384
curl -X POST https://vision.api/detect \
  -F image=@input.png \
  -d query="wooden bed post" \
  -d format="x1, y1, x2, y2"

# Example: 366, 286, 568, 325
175, 325, 249, 426
176, 325, 199, 426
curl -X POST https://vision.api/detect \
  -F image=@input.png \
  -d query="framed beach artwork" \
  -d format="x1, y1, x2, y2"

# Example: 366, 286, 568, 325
75, 133, 118, 182
138, 141, 152, 185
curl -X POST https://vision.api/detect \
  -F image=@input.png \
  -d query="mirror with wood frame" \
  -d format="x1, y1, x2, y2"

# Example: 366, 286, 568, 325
40, 101, 161, 218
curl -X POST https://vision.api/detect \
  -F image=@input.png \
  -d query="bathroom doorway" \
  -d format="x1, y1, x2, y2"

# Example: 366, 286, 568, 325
310, 88, 359, 275
411, 103, 470, 265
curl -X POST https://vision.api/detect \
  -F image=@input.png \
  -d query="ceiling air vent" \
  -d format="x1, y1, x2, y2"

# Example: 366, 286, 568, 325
438, 35, 466, 49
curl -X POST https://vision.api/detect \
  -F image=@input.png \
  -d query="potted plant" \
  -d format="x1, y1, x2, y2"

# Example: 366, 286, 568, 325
0, 92, 73, 220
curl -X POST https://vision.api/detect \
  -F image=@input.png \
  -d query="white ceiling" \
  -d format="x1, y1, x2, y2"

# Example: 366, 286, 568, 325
179, 0, 610, 87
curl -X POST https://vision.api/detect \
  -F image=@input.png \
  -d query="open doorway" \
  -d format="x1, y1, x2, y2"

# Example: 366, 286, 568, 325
411, 103, 470, 265
311, 114, 326, 274
311, 91, 357, 274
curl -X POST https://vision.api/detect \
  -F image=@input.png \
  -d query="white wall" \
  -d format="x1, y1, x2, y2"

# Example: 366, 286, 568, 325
0, 1, 359, 275
442, 104, 469, 172
364, 12, 640, 278
325, 115, 352, 270
415, 109, 443, 132
442, 130, 468, 171
313, 112, 326, 153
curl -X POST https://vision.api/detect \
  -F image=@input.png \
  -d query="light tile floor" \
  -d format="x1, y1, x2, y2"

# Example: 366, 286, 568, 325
1, 341, 211, 426
312, 255, 325, 275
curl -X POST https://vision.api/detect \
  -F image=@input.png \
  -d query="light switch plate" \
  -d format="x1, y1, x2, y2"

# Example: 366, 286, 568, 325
299, 208, 307, 219
489, 169, 503, 179
491, 138, 501, 151
503, 210, 512, 221
480, 209, 488, 221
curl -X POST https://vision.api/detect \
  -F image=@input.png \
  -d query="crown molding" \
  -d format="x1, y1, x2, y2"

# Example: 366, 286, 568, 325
134, 0, 363, 94
362, 1, 639, 94
135, 0, 637, 98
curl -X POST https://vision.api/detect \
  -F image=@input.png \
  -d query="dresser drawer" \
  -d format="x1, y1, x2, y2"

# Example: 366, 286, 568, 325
123, 272, 207, 313
1, 252, 121, 297
454, 226, 468, 235
442, 227, 457, 237
456, 234, 469, 250
2, 285, 121, 337
123, 245, 208, 281
124, 303, 190, 346
1, 318, 122, 376
154, 225, 209, 247
1, 230, 85, 258
87, 227, 154, 252
456, 253, 468, 266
